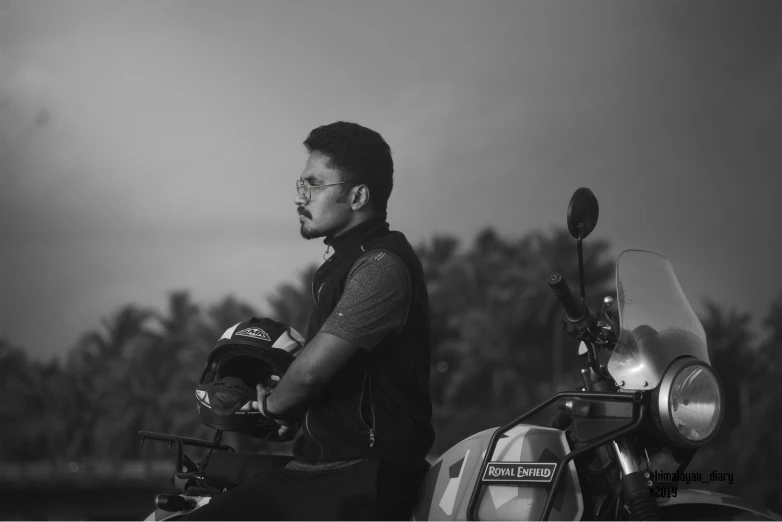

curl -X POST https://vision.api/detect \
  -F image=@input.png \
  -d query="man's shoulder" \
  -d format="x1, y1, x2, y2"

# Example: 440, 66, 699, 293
348, 248, 409, 280
361, 228, 414, 254
361, 229, 419, 264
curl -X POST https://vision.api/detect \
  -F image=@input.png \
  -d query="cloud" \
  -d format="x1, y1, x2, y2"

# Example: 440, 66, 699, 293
0, 57, 57, 230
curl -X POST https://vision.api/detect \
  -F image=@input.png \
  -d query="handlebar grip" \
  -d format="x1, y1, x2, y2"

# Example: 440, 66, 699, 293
547, 273, 584, 320
155, 494, 196, 512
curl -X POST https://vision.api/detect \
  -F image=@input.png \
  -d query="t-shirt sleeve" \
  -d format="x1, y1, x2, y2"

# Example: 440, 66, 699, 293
319, 249, 411, 351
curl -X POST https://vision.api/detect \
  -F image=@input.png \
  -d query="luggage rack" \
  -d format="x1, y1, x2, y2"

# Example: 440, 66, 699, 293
465, 390, 646, 521
138, 430, 235, 480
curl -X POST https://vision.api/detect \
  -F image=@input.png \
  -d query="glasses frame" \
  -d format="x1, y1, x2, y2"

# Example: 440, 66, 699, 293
296, 179, 353, 202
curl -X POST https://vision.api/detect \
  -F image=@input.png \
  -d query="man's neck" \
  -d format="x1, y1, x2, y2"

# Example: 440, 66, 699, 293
324, 213, 388, 253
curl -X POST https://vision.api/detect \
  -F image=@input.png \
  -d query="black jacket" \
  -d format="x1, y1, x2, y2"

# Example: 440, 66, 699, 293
292, 217, 435, 471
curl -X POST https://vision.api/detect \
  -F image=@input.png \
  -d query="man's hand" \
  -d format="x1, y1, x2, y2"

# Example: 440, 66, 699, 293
249, 333, 361, 440
252, 384, 297, 441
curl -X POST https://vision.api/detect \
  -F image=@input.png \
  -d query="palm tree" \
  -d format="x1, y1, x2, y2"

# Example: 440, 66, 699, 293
415, 234, 461, 283
143, 291, 205, 448
0, 336, 112, 462
728, 294, 782, 513
39, 358, 91, 461
421, 227, 615, 453
64, 304, 158, 459
687, 296, 782, 514
422, 228, 536, 450
72, 291, 204, 459
699, 300, 757, 433
0, 339, 47, 460
413, 235, 467, 439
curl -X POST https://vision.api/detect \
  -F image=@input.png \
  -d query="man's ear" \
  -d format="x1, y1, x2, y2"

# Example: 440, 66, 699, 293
351, 184, 371, 211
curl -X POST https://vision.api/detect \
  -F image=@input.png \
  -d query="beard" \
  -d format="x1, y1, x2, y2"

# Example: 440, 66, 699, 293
299, 222, 324, 240
298, 208, 320, 239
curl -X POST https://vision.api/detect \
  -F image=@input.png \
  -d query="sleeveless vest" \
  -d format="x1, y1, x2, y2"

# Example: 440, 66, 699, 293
292, 217, 435, 471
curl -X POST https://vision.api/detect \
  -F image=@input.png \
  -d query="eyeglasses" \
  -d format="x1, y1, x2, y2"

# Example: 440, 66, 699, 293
295, 179, 352, 202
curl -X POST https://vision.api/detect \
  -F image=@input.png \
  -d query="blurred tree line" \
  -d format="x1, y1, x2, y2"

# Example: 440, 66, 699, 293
0, 227, 780, 512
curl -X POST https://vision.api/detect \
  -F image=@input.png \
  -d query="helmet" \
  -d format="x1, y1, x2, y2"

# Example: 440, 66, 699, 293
195, 317, 304, 437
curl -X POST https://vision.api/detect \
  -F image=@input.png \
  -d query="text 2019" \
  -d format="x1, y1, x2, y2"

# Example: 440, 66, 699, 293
650, 486, 678, 498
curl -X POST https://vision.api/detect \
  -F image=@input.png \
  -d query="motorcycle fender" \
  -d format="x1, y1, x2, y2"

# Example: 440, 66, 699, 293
656, 488, 781, 520
144, 496, 211, 521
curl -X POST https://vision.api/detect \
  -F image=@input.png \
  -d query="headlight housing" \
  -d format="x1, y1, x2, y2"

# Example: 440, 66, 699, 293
655, 358, 724, 447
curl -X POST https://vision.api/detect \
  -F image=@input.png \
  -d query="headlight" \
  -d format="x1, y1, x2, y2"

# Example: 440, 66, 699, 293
656, 358, 724, 446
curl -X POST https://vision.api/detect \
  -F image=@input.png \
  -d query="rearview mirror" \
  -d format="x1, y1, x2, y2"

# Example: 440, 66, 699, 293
567, 188, 599, 239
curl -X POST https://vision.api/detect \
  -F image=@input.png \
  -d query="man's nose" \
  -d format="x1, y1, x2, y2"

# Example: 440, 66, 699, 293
293, 193, 308, 206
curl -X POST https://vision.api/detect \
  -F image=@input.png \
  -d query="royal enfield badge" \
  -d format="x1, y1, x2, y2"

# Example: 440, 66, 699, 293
482, 462, 558, 483
235, 327, 272, 341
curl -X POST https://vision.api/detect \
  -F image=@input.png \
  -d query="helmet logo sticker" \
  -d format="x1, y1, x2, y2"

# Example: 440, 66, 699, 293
219, 323, 240, 341
235, 327, 272, 341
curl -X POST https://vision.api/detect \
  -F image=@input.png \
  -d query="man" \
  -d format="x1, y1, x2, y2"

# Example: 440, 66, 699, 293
183, 121, 434, 520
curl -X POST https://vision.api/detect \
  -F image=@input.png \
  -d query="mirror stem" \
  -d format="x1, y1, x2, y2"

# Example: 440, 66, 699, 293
577, 225, 586, 302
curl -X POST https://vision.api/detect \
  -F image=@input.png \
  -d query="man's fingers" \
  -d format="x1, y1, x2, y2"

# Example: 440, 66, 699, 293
255, 384, 271, 413
277, 424, 296, 441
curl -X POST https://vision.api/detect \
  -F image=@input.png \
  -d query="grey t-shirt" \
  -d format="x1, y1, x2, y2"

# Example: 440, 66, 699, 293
319, 249, 411, 351
286, 249, 411, 471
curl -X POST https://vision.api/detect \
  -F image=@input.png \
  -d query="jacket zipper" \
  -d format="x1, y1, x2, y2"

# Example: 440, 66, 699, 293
311, 257, 331, 310
359, 371, 376, 448
311, 278, 318, 309
304, 410, 323, 461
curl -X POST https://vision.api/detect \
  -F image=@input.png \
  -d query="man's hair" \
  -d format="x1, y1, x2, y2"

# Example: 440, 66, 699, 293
303, 121, 394, 214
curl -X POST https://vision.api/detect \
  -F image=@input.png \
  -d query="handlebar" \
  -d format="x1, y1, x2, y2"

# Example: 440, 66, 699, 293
138, 431, 235, 452
547, 273, 584, 321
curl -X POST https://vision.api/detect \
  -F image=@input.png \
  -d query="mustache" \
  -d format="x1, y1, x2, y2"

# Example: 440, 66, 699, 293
298, 208, 311, 219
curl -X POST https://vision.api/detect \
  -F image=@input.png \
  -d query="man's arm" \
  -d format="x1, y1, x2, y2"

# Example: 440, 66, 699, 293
264, 332, 362, 415
264, 249, 410, 417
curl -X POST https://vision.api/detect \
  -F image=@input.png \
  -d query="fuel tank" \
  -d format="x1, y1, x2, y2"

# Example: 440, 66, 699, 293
413, 424, 583, 521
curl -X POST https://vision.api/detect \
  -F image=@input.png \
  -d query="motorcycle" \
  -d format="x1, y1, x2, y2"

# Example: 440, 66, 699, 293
139, 188, 780, 520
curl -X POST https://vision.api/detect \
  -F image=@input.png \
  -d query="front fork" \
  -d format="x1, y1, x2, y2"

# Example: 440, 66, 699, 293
612, 436, 659, 520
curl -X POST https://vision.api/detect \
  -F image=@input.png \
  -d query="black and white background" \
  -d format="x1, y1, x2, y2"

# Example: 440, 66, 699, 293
1, 0, 779, 519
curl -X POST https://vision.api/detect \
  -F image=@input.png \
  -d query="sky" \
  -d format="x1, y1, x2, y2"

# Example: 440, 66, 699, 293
0, 0, 779, 361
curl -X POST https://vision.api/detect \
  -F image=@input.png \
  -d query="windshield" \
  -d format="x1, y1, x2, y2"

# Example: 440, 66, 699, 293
606, 250, 709, 390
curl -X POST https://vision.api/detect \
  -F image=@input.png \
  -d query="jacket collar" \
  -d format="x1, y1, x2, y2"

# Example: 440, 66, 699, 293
324, 214, 389, 256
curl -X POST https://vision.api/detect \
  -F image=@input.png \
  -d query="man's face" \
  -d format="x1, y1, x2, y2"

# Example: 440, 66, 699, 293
294, 151, 352, 240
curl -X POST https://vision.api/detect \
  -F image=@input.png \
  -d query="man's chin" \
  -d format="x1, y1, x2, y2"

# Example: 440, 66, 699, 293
299, 224, 324, 240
